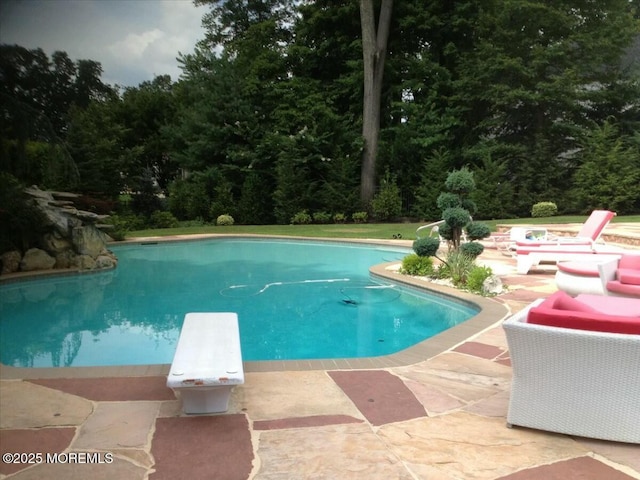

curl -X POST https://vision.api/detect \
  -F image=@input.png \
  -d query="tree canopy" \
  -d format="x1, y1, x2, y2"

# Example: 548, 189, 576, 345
1, 0, 639, 228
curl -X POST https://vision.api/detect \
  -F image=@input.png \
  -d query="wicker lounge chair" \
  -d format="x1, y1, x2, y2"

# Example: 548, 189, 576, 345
503, 292, 640, 443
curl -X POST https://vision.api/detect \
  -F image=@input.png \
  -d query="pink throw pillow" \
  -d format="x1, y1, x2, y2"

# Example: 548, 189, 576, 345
549, 291, 598, 313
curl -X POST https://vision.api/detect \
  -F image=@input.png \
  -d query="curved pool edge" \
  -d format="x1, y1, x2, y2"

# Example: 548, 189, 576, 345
0, 236, 510, 379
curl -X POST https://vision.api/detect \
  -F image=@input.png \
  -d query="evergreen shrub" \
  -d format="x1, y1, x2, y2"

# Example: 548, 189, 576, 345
371, 172, 402, 221
216, 214, 234, 226
466, 222, 491, 241
531, 202, 558, 217
413, 237, 440, 257
459, 241, 485, 258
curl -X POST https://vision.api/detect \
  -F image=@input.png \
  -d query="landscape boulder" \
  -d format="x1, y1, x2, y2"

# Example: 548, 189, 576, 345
1, 250, 22, 274
20, 248, 56, 271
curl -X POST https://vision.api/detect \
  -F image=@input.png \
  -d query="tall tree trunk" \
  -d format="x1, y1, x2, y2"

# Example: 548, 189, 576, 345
359, 0, 393, 208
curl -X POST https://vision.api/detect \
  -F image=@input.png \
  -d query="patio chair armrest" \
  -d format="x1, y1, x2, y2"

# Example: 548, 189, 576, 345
597, 257, 620, 293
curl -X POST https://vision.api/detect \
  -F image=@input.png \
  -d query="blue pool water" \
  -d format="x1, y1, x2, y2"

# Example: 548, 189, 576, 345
0, 238, 477, 367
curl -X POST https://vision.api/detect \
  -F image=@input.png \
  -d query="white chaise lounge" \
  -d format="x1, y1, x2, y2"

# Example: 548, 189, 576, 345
515, 209, 616, 248
167, 312, 244, 414
515, 244, 623, 274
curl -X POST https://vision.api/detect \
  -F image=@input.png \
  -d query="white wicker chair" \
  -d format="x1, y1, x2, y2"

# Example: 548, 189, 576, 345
503, 299, 640, 444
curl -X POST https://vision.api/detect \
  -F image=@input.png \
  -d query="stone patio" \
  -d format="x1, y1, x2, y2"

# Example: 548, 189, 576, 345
1, 226, 639, 479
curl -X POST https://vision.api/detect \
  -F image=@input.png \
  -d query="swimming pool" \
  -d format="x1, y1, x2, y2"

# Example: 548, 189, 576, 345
0, 238, 478, 367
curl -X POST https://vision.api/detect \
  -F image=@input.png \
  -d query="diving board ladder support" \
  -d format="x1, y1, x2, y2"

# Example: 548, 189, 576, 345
167, 312, 244, 414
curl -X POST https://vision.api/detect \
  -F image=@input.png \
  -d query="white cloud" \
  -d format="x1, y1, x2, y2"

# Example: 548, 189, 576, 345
109, 29, 166, 60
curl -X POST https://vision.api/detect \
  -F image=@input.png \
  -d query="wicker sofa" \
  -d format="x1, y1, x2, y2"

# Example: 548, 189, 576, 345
503, 292, 640, 443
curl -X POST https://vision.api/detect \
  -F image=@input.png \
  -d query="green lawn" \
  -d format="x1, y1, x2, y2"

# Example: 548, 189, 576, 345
126, 215, 640, 241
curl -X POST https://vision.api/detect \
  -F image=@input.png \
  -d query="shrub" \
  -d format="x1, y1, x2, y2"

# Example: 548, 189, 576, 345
531, 202, 558, 217
434, 262, 451, 279
333, 213, 347, 224
445, 250, 476, 286
442, 206, 471, 247
105, 214, 130, 241
149, 210, 179, 229
413, 237, 440, 257
291, 210, 312, 224
313, 211, 332, 224
401, 254, 434, 276
216, 214, 234, 226
352, 211, 368, 223
466, 222, 491, 241
370, 171, 402, 221
178, 218, 207, 228
466, 265, 493, 293
459, 241, 485, 258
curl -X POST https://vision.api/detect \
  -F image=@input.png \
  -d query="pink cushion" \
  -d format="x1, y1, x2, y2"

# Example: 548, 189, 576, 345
618, 268, 640, 286
607, 280, 640, 297
577, 210, 615, 240
527, 292, 640, 334
619, 254, 640, 270
556, 261, 600, 277
516, 239, 591, 247
576, 294, 640, 317
516, 245, 595, 255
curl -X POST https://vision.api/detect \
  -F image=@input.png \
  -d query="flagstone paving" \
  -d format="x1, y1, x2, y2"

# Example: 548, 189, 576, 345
1, 227, 639, 479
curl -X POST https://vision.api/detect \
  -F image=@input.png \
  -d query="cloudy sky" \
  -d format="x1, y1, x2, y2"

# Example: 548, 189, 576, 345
0, 0, 208, 87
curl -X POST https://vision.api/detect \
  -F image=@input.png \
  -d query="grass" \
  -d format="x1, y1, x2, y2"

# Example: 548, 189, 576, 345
126, 215, 640, 241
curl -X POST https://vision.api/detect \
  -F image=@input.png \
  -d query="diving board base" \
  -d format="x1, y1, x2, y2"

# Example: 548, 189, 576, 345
178, 386, 235, 414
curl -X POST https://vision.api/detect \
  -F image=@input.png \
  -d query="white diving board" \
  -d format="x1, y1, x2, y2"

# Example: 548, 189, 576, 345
167, 312, 244, 414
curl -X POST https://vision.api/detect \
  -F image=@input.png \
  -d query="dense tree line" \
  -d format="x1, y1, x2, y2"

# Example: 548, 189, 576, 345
1, 0, 639, 234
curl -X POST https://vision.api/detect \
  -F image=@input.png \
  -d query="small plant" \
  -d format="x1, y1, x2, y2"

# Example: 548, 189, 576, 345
149, 210, 179, 229
434, 262, 451, 279
352, 211, 368, 223
459, 241, 485, 258
445, 250, 476, 286
400, 254, 434, 276
313, 211, 332, 224
531, 202, 558, 217
413, 237, 440, 257
333, 213, 347, 224
291, 210, 312, 224
216, 214, 234, 226
466, 265, 493, 293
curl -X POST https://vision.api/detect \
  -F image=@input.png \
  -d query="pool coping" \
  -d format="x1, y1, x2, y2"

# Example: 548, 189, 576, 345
0, 235, 509, 379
